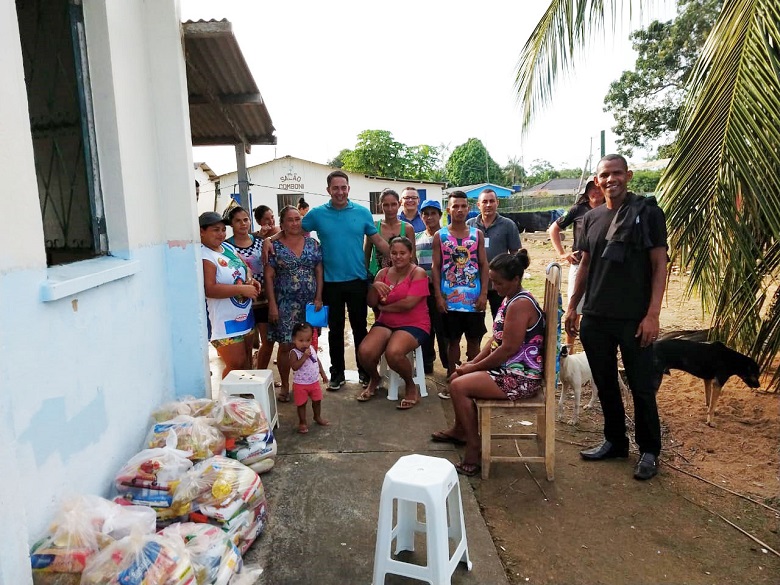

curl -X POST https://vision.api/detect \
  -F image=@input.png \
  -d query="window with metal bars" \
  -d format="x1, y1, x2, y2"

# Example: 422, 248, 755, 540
276, 193, 301, 212
16, 0, 106, 266
369, 191, 382, 214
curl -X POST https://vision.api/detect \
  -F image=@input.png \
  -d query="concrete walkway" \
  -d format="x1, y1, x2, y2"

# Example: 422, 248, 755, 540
243, 368, 509, 585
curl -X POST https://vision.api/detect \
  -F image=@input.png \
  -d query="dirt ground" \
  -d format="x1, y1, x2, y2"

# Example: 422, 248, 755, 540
460, 234, 780, 585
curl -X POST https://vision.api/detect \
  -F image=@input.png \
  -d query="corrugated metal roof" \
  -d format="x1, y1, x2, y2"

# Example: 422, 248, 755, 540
182, 19, 276, 148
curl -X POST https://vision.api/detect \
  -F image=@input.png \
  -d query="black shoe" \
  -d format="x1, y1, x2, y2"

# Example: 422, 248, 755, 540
580, 440, 629, 461
328, 374, 346, 391
424, 362, 434, 375
633, 453, 659, 480
358, 372, 370, 388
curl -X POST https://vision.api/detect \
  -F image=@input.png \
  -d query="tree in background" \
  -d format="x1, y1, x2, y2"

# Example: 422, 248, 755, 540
445, 138, 504, 187
341, 130, 407, 178
503, 158, 526, 188
524, 159, 583, 187
332, 130, 441, 181
628, 170, 663, 194
327, 148, 350, 168
603, 0, 722, 157
515, 0, 780, 388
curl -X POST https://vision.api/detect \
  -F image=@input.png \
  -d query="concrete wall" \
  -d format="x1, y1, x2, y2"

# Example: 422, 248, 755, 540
214, 156, 445, 222
0, 1, 209, 581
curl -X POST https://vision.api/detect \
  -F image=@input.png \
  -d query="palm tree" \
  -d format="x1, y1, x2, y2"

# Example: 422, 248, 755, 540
515, 0, 780, 389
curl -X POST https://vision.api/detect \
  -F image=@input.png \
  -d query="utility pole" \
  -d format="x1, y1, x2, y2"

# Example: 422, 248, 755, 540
600, 130, 606, 158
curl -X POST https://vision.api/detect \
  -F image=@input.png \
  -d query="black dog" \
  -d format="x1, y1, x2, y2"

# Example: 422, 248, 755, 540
651, 339, 761, 426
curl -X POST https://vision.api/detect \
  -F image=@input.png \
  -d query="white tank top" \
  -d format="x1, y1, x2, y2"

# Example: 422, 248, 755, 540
201, 243, 255, 340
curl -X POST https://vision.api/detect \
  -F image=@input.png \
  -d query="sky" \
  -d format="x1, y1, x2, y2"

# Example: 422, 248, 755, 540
181, 0, 676, 177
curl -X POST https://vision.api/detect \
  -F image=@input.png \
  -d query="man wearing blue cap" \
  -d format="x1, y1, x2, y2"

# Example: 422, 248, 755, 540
416, 200, 449, 373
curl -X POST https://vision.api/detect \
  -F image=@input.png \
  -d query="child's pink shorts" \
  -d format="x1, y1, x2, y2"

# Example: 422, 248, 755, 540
293, 382, 323, 407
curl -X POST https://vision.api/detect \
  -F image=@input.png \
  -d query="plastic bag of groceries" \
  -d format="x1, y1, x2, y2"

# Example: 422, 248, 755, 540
80, 533, 195, 585
176, 457, 267, 551
159, 523, 242, 585
216, 395, 268, 439
31, 495, 157, 585
152, 397, 218, 422
146, 415, 226, 462
225, 430, 276, 472
30, 503, 99, 585
228, 566, 264, 585
115, 431, 194, 525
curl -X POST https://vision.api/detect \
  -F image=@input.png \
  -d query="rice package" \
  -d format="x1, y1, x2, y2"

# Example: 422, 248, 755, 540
159, 523, 242, 585
115, 435, 194, 525
216, 396, 268, 439
152, 397, 217, 422
146, 415, 226, 462
176, 457, 267, 551
80, 533, 195, 585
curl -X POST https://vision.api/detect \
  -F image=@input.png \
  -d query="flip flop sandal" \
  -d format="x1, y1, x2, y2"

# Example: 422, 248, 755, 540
454, 461, 481, 477
437, 391, 451, 400
277, 392, 290, 403
430, 431, 466, 445
297, 424, 309, 434
356, 389, 374, 402
396, 399, 418, 410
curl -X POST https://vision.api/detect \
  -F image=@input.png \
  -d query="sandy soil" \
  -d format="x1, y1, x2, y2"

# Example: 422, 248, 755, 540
464, 235, 780, 585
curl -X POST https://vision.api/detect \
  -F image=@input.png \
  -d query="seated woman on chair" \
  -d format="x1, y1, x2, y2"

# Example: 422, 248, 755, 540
431, 251, 544, 476
357, 236, 429, 409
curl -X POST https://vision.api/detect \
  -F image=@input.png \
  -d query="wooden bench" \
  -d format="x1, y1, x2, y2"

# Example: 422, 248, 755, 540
476, 262, 561, 480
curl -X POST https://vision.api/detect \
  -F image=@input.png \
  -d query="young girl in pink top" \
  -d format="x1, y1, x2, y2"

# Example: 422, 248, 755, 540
289, 322, 329, 434
356, 237, 430, 409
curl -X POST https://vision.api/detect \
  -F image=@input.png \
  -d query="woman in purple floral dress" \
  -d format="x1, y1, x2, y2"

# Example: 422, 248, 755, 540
431, 251, 544, 476
266, 206, 324, 401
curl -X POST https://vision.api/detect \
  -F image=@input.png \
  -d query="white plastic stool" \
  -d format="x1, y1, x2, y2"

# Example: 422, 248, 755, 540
220, 369, 278, 429
373, 454, 472, 585
379, 345, 428, 401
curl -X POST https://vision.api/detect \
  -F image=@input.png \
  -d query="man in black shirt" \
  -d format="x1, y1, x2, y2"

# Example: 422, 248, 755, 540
565, 154, 668, 481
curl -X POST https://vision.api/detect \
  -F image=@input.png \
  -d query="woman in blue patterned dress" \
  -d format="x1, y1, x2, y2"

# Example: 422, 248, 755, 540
265, 206, 324, 402
431, 251, 544, 476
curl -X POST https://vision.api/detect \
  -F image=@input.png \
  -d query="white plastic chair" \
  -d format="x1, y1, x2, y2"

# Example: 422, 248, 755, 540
378, 345, 428, 401
372, 454, 472, 584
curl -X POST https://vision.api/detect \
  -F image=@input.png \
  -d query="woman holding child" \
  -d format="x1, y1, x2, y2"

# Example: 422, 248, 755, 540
431, 251, 544, 476
357, 236, 429, 409
265, 206, 324, 402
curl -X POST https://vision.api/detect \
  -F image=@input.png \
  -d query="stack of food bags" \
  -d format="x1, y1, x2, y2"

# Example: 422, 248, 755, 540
152, 397, 217, 422
159, 522, 242, 585
146, 415, 226, 462
114, 432, 194, 527
30, 496, 156, 585
175, 456, 267, 554
80, 533, 195, 585
218, 396, 276, 475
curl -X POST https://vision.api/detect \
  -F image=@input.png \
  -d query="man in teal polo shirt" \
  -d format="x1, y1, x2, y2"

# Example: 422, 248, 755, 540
302, 170, 391, 390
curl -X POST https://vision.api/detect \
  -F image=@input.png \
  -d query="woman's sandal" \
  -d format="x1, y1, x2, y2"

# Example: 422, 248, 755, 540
396, 398, 418, 410
454, 461, 481, 477
430, 431, 466, 445
277, 391, 290, 403
356, 389, 374, 402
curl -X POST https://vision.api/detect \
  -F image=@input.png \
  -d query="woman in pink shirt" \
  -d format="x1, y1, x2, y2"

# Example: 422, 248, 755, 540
357, 236, 430, 409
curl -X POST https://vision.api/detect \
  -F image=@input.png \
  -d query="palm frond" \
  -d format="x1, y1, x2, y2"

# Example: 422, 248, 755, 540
514, 0, 628, 132
660, 0, 780, 388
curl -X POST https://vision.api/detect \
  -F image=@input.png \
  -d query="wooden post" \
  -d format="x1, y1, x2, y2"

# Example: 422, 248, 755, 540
235, 143, 250, 213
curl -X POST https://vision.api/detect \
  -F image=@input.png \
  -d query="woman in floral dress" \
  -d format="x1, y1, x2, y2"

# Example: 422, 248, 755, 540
265, 206, 324, 401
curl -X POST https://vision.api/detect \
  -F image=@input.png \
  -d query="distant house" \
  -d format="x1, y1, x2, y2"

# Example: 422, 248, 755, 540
214, 155, 446, 219
444, 182, 514, 199
523, 177, 584, 197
